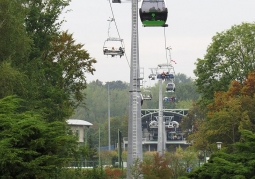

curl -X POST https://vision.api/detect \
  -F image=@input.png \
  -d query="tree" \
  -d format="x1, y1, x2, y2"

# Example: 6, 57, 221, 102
181, 101, 206, 138
105, 81, 129, 90
187, 130, 255, 179
0, 62, 26, 98
194, 22, 255, 104
102, 116, 122, 146
11, 0, 97, 122
0, 96, 77, 178
24, 0, 71, 60
168, 147, 198, 179
45, 31, 96, 107
142, 153, 173, 179
210, 99, 243, 150
189, 71, 255, 153
0, 0, 32, 100
0, 0, 31, 63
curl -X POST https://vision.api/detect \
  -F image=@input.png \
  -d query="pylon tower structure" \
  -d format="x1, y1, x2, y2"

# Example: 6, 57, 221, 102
127, 0, 143, 178
149, 62, 175, 156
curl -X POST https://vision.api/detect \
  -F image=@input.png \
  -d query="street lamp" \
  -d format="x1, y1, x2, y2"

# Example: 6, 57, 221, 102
216, 142, 222, 150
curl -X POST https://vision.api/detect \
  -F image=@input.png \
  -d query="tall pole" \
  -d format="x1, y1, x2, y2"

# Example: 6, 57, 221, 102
127, 0, 143, 177
108, 84, 111, 150
158, 78, 164, 155
99, 127, 101, 166
118, 129, 122, 168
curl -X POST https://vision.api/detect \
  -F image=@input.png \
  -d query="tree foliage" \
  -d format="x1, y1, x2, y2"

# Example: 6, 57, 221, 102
102, 115, 128, 147
0, 0, 96, 120
142, 153, 173, 179
45, 31, 96, 106
0, 0, 97, 177
187, 130, 255, 179
189, 70, 255, 153
168, 147, 198, 179
0, 96, 77, 178
194, 22, 255, 104
0, 62, 26, 98
0, 0, 31, 63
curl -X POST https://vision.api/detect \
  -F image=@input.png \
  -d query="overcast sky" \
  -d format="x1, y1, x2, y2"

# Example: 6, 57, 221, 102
61, 0, 255, 86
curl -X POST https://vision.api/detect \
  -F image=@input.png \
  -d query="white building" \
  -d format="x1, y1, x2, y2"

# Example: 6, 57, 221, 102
67, 119, 93, 143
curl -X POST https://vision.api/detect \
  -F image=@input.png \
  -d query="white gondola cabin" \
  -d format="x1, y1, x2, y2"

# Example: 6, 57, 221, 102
103, 38, 125, 58
166, 121, 179, 128
166, 82, 175, 92
142, 89, 152, 100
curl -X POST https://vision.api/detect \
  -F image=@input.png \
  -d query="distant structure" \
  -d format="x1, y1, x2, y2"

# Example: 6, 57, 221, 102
67, 119, 93, 143
123, 109, 190, 152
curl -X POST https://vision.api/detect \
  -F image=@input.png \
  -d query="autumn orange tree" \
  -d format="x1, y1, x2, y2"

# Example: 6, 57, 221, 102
190, 71, 255, 152
141, 153, 174, 179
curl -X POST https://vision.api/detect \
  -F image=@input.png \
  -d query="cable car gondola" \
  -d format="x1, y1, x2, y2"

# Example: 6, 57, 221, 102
139, 0, 168, 27
163, 96, 176, 102
103, 37, 125, 58
112, 0, 121, 3
166, 82, 175, 92
103, 17, 125, 58
142, 89, 152, 100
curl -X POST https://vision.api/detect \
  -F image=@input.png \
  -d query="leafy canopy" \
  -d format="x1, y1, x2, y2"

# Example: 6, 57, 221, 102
194, 23, 255, 104
0, 96, 77, 178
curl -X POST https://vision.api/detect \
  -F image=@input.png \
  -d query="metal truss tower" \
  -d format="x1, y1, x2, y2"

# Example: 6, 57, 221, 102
149, 63, 175, 156
157, 76, 164, 155
127, 0, 143, 178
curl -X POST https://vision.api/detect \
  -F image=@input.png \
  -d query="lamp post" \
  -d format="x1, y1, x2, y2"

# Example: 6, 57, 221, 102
216, 142, 222, 150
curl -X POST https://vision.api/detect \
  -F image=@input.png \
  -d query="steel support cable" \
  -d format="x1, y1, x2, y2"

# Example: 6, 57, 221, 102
163, 27, 169, 65
107, 18, 113, 38
107, 0, 130, 67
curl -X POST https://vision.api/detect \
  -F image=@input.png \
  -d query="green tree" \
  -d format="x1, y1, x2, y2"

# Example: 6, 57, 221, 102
24, 0, 70, 59
12, 0, 97, 122
194, 22, 255, 104
0, 0, 31, 63
102, 116, 122, 146
0, 62, 26, 98
167, 147, 198, 179
0, 0, 31, 100
187, 130, 255, 179
0, 96, 77, 178
105, 81, 129, 90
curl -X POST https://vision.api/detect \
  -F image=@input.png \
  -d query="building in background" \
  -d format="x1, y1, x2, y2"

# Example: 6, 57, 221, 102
67, 119, 92, 143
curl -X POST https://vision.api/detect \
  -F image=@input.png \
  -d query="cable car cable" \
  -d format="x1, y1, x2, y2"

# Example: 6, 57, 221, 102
107, 0, 130, 67
163, 27, 169, 65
